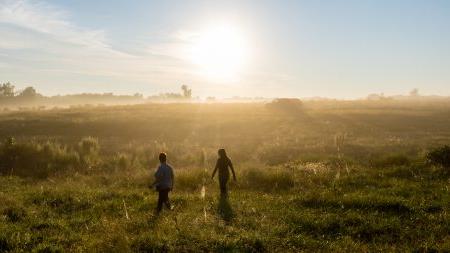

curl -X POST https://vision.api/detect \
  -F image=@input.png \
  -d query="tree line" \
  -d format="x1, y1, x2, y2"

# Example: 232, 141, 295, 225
0, 82, 193, 107
0, 82, 41, 98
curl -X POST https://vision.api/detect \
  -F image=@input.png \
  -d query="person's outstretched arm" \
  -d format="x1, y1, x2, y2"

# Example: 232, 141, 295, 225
229, 160, 237, 181
211, 160, 218, 179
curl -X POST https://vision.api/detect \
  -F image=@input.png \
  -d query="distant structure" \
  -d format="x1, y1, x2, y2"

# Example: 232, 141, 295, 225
266, 98, 304, 113
367, 93, 386, 101
409, 88, 419, 97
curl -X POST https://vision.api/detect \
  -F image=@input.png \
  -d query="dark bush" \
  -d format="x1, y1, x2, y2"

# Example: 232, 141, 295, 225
266, 98, 304, 113
427, 145, 450, 169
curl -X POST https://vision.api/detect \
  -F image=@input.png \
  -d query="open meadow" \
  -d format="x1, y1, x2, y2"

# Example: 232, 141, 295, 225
1, 100, 450, 252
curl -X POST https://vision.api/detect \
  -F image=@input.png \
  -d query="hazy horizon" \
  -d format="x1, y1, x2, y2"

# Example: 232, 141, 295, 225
1, 0, 449, 99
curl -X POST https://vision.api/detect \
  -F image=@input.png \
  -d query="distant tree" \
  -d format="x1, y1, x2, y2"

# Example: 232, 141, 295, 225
0, 82, 15, 97
181, 85, 192, 98
18, 86, 40, 98
409, 88, 419, 97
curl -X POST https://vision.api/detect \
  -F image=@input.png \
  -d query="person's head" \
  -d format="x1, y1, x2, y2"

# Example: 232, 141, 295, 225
159, 152, 167, 163
218, 149, 227, 158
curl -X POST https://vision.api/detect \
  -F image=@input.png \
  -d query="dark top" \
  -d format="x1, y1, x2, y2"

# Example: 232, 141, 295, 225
216, 157, 232, 180
154, 163, 174, 190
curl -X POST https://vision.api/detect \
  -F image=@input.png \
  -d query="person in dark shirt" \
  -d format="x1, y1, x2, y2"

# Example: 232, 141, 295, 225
152, 152, 174, 213
211, 149, 236, 196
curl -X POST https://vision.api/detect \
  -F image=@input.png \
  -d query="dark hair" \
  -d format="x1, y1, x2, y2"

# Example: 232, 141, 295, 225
159, 152, 167, 163
218, 149, 227, 158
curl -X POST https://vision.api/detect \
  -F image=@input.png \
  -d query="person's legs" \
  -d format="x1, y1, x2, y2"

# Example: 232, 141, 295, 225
163, 190, 172, 209
156, 190, 164, 213
219, 178, 228, 196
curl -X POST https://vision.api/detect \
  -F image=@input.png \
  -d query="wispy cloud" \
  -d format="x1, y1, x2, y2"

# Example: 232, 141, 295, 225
0, 0, 110, 50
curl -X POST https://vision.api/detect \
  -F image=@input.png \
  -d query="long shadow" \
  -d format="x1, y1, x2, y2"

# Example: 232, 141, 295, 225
218, 194, 234, 224
147, 212, 161, 229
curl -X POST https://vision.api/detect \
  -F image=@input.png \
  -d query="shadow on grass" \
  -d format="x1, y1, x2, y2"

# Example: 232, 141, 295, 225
147, 213, 160, 229
296, 197, 412, 215
218, 194, 234, 224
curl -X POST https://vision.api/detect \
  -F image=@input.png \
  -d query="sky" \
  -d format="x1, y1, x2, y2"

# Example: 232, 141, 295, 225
0, 0, 449, 98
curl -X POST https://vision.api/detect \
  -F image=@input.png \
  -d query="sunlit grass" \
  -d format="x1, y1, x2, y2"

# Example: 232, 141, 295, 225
1, 162, 450, 251
1, 101, 450, 251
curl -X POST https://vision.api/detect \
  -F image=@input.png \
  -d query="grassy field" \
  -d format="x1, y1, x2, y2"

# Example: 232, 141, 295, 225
1, 100, 450, 252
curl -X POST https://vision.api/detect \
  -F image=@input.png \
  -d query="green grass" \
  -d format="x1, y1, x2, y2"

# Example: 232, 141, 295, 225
1, 164, 449, 252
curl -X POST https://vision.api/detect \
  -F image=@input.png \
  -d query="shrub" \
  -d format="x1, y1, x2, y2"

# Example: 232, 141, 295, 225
426, 145, 450, 169
77, 137, 100, 168
0, 138, 80, 178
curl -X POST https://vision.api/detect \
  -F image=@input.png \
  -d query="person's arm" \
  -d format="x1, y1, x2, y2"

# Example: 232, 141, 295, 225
229, 159, 237, 181
211, 160, 219, 179
151, 167, 161, 188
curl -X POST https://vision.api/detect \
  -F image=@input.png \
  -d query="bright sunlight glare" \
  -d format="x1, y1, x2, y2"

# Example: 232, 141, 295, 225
190, 24, 249, 82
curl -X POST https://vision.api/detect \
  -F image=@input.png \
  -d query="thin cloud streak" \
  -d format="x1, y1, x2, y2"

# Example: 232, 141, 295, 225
0, 0, 111, 51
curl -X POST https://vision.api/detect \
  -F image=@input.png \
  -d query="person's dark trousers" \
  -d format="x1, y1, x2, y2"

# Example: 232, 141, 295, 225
156, 189, 171, 213
219, 178, 228, 196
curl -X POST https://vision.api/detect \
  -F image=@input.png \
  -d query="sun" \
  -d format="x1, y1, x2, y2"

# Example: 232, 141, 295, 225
190, 23, 248, 81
